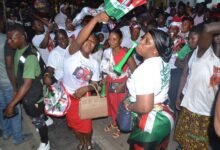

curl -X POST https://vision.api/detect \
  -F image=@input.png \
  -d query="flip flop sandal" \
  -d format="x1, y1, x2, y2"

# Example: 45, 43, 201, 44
86, 144, 94, 150
112, 128, 120, 139
76, 144, 84, 150
104, 123, 117, 132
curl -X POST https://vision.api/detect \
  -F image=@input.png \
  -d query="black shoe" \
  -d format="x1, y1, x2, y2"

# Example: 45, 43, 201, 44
3, 134, 12, 140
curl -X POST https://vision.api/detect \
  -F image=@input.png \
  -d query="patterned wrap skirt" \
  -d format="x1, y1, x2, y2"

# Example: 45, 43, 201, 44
174, 108, 212, 150
128, 104, 174, 149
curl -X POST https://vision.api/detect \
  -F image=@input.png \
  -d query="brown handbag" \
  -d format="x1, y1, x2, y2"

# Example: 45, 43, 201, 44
79, 84, 108, 120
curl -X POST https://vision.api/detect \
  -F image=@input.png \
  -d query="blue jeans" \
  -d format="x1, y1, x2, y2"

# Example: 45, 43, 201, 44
0, 83, 23, 142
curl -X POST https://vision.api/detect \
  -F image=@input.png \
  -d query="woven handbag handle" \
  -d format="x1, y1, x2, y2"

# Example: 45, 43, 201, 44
89, 83, 101, 97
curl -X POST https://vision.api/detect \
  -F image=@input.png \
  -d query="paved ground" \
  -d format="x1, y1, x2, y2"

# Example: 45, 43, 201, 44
0, 109, 179, 150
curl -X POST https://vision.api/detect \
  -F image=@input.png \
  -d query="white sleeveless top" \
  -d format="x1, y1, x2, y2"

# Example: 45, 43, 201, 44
181, 46, 220, 116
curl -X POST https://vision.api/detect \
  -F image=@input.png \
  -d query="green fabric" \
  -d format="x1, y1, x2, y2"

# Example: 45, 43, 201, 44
14, 45, 29, 75
128, 112, 171, 144
176, 44, 192, 61
100, 82, 106, 97
23, 55, 41, 79
104, 0, 129, 20
98, 44, 104, 50
14, 45, 41, 79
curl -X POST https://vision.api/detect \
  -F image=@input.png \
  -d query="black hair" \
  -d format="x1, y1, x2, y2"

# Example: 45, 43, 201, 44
110, 29, 123, 40
91, 32, 98, 42
7, 23, 27, 39
212, 33, 220, 50
0, 15, 4, 32
66, 16, 73, 21
54, 29, 68, 46
182, 16, 194, 26
31, 19, 40, 26
149, 29, 172, 62
178, 1, 186, 9
7, 23, 25, 33
189, 24, 204, 35
56, 29, 68, 37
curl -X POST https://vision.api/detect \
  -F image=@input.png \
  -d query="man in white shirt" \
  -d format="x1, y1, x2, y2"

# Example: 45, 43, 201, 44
32, 19, 55, 64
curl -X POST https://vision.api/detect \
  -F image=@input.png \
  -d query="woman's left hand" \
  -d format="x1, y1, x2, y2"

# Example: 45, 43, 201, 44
73, 86, 89, 99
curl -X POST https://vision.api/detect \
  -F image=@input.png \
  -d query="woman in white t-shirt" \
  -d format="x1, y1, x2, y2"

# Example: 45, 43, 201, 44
62, 12, 109, 150
43, 29, 69, 85
174, 22, 220, 149
125, 29, 174, 149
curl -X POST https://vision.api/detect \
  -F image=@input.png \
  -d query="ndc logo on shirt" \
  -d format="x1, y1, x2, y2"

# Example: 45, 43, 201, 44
72, 66, 93, 81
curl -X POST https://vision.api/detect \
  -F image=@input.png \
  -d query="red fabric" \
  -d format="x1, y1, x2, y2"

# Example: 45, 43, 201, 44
113, 48, 128, 73
134, 144, 144, 150
106, 75, 127, 124
172, 15, 184, 22
172, 36, 185, 52
66, 95, 92, 133
48, 36, 54, 52
138, 112, 149, 131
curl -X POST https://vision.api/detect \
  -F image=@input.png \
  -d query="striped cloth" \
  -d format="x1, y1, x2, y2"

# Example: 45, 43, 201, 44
104, 0, 147, 20
139, 104, 174, 134
128, 104, 175, 144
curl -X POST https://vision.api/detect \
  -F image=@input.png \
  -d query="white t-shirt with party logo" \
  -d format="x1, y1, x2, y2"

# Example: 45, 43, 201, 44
63, 51, 101, 94
127, 57, 170, 103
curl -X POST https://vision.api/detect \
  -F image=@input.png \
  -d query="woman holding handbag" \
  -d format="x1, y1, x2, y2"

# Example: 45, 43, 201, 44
125, 29, 174, 149
100, 29, 137, 138
62, 12, 109, 150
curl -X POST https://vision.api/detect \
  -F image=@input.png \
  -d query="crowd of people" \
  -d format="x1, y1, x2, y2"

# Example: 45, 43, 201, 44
0, 0, 220, 150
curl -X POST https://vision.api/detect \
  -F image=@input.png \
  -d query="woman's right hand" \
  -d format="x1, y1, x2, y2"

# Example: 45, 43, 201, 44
47, 22, 54, 33
95, 12, 110, 23
73, 86, 89, 99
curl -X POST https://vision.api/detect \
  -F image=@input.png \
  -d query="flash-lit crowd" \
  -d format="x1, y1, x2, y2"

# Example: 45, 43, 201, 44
0, 1, 220, 150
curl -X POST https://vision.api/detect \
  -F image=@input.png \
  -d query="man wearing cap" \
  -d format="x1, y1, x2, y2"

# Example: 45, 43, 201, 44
120, 19, 144, 65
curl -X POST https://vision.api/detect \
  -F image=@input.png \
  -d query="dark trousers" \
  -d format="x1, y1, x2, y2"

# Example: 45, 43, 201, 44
23, 99, 48, 143
168, 68, 183, 113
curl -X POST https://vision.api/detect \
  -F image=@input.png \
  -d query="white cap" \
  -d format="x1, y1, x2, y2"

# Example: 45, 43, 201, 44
170, 21, 182, 29
60, 4, 65, 10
